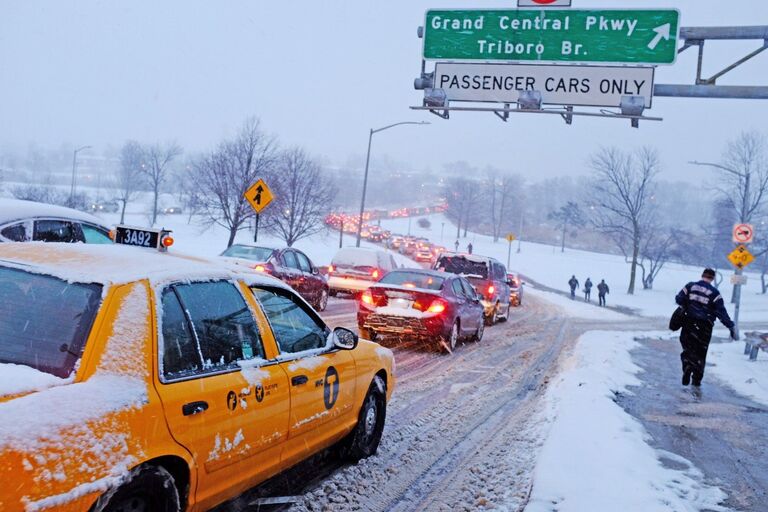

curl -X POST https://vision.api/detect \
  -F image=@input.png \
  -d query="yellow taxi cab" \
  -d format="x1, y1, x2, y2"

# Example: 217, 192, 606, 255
0, 226, 395, 512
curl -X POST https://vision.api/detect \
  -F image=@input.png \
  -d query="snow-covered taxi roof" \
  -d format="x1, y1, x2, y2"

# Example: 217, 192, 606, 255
0, 242, 290, 289
0, 198, 109, 226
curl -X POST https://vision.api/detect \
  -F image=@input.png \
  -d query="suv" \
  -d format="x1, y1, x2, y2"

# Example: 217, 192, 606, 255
327, 247, 399, 296
0, 199, 113, 244
220, 244, 330, 311
433, 252, 511, 324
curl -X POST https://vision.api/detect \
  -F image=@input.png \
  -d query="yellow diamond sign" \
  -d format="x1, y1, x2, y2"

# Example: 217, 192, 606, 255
506, 233, 516, 242
244, 179, 274, 214
727, 245, 754, 269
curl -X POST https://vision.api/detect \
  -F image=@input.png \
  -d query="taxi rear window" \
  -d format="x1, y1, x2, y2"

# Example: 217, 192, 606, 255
0, 266, 102, 378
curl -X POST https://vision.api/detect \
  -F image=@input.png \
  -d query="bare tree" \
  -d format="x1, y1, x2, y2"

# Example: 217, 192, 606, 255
638, 227, 678, 290
115, 140, 145, 224
485, 170, 520, 242
141, 142, 182, 226
269, 147, 337, 246
548, 201, 586, 252
590, 147, 659, 294
191, 118, 278, 247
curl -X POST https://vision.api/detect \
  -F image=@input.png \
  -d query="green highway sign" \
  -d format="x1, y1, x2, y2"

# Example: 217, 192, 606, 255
423, 9, 680, 65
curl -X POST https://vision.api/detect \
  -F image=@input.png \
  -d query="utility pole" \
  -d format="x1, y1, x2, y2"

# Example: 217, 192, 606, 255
517, 211, 524, 253
69, 145, 92, 206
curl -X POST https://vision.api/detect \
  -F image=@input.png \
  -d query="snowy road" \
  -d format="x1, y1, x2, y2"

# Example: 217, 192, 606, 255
218, 294, 581, 511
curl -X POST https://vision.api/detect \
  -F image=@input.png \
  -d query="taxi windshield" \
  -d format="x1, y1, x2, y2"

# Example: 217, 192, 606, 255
0, 266, 102, 379
221, 245, 275, 262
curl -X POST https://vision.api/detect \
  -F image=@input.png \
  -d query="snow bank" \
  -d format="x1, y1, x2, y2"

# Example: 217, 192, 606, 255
708, 340, 768, 408
0, 364, 71, 397
525, 331, 729, 512
526, 287, 632, 322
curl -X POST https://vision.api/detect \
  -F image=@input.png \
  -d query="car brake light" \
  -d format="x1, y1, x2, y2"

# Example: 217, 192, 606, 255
361, 290, 374, 305
372, 269, 380, 279
488, 285, 495, 295
427, 300, 447, 314
328, 265, 334, 273
254, 265, 266, 272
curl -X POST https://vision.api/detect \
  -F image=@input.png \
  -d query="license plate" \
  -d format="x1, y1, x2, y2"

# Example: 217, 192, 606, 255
391, 298, 412, 309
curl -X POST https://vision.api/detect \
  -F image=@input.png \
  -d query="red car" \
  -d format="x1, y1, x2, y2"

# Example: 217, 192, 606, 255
220, 244, 330, 311
357, 268, 485, 353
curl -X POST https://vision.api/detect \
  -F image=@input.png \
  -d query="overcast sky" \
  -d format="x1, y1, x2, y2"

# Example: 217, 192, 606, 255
1, 0, 766, 183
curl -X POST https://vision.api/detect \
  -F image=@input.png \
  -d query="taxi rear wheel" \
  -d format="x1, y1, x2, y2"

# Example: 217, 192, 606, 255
339, 378, 386, 461
96, 465, 180, 512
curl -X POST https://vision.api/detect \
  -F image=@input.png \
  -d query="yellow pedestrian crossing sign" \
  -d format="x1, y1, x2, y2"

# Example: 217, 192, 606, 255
727, 245, 754, 269
245, 179, 274, 214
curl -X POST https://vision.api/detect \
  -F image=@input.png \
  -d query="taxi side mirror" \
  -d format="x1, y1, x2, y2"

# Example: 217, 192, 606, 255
333, 327, 358, 350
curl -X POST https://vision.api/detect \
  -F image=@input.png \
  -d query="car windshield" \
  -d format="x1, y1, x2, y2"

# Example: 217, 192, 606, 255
0, 266, 102, 379
221, 245, 275, 262
436, 255, 488, 279
379, 271, 445, 290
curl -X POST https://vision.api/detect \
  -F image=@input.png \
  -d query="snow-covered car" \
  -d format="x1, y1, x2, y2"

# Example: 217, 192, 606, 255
163, 206, 183, 214
0, 234, 394, 512
0, 198, 113, 244
327, 247, 399, 296
90, 200, 120, 213
507, 272, 524, 306
433, 252, 511, 324
414, 246, 434, 263
357, 268, 485, 352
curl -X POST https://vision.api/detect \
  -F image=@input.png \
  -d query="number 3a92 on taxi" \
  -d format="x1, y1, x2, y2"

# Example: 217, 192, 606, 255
0, 234, 395, 511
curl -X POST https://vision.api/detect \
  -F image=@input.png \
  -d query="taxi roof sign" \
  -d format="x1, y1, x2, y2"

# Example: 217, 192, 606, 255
114, 225, 173, 252
245, 179, 274, 214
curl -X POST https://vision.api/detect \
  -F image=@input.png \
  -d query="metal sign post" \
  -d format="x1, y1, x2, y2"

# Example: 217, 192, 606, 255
506, 233, 516, 268
728, 244, 756, 340
245, 179, 274, 243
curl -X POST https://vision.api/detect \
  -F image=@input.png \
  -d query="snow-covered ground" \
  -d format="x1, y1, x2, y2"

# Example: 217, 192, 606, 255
375, 214, 768, 323
525, 331, 730, 512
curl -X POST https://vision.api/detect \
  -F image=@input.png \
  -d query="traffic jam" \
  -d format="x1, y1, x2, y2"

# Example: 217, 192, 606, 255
0, 199, 523, 511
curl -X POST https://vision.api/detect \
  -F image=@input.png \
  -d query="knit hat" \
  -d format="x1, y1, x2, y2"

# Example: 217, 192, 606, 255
702, 268, 716, 279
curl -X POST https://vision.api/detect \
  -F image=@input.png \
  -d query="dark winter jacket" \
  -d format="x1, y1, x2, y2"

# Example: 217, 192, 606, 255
675, 280, 734, 328
568, 277, 579, 290
584, 279, 593, 291
597, 282, 609, 295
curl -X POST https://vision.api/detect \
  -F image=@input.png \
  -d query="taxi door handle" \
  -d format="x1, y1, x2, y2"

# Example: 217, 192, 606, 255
182, 401, 209, 416
291, 375, 308, 386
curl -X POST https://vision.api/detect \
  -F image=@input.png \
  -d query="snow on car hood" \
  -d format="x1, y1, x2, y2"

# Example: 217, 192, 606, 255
0, 363, 72, 399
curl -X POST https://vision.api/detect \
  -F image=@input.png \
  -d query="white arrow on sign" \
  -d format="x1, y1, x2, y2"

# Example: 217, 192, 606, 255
647, 23, 671, 50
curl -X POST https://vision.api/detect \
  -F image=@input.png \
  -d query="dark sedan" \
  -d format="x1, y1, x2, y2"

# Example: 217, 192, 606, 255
220, 244, 330, 311
357, 268, 484, 353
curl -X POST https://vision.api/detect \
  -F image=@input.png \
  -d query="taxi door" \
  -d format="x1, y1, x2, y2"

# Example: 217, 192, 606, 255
153, 281, 290, 511
249, 285, 357, 465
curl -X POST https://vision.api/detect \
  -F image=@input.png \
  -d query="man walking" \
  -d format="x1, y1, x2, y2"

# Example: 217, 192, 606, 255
675, 268, 736, 387
597, 279, 609, 307
568, 275, 579, 299
454, 239, 460, 252
467, 242, 473, 254
584, 277, 593, 302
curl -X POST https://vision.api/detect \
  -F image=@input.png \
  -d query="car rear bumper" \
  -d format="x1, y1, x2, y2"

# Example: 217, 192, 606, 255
358, 310, 447, 339
328, 275, 375, 293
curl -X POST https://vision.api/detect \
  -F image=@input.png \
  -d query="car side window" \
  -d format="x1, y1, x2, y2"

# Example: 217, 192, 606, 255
451, 279, 465, 297
0, 223, 27, 241
282, 250, 299, 270
81, 224, 113, 244
251, 286, 328, 354
161, 281, 265, 380
295, 251, 312, 273
33, 220, 84, 243
460, 278, 477, 299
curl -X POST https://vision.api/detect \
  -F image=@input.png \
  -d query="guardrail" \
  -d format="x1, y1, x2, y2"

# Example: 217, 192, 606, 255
743, 332, 768, 361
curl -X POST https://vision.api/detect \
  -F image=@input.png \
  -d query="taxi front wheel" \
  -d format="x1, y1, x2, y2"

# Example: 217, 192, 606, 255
95, 465, 180, 512
339, 377, 387, 461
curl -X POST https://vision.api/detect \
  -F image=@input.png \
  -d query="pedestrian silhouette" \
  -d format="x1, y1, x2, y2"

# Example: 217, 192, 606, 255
568, 275, 579, 299
467, 242, 473, 254
454, 239, 459, 252
584, 277, 593, 302
597, 279, 610, 307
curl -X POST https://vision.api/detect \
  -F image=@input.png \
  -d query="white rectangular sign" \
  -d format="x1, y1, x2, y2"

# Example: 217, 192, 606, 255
518, 0, 572, 6
434, 62, 654, 108
731, 274, 748, 286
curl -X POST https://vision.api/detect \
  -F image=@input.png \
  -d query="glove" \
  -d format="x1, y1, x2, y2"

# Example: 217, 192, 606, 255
729, 327, 739, 341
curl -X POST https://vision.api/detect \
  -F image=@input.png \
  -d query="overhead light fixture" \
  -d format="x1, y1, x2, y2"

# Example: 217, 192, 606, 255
620, 95, 645, 127
424, 88, 447, 108
414, 72, 434, 90
518, 90, 542, 110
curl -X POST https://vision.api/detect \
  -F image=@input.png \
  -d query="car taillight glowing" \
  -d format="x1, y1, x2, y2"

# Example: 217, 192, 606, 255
328, 265, 335, 273
372, 269, 380, 279
254, 265, 266, 272
487, 285, 495, 295
361, 290, 374, 305
427, 300, 447, 314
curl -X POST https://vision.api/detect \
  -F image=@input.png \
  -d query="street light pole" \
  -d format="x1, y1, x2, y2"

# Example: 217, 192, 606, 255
69, 145, 92, 206
355, 121, 429, 247
690, 160, 751, 340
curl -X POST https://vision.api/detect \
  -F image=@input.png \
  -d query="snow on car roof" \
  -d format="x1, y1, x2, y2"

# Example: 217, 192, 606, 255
437, 251, 495, 264
0, 198, 109, 226
0, 242, 291, 289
